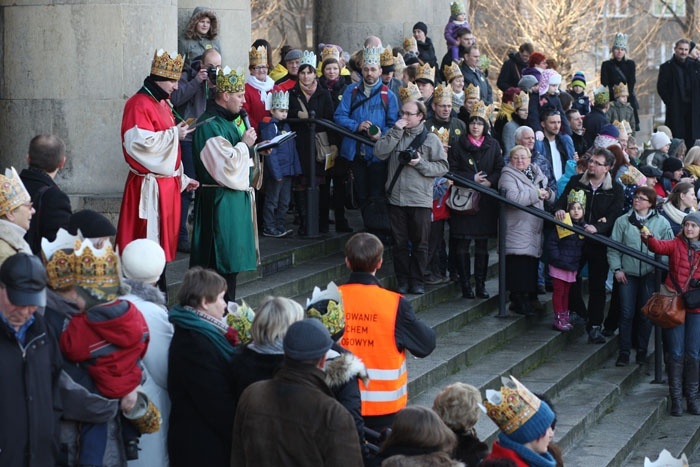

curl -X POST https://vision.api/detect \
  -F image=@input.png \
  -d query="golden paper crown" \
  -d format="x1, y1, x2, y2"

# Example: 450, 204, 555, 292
403, 37, 418, 52
483, 376, 542, 435
465, 83, 481, 100
216, 66, 245, 93
443, 62, 463, 82
613, 82, 629, 97
300, 50, 317, 69
567, 189, 586, 208
434, 83, 453, 105
613, 120, 629, 140
41, 228, 81, 290
470, 100, 488, 121
321, 45, 340, 63
398, 82, 422, 103
380, 47, 395, 67
513, 90, 530, 110
249, 45, 267, 67
431, 126, 451, 146
150, 49, 184, 80
226, 300, 256, 345
0, 167, 31, 218
394, 54, 406, 75
74, 238, 121, 302
417, 63, 435, 84
363, 46, 382, 67
451, 1, 467, 15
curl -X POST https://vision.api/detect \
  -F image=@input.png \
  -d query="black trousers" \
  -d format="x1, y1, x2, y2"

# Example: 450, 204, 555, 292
389, 205, 431, 286
569, 242, 608, 329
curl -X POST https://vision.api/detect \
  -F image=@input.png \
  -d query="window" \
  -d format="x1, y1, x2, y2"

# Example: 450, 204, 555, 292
652, 0, 686, 17
647, 42, 670, 69
601, 0, 630, 17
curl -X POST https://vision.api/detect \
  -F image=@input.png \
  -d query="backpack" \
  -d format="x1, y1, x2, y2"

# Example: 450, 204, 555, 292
350, 83, 390, 114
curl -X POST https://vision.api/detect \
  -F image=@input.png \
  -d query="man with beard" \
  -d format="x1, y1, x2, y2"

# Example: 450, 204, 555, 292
275, 49, 302, 92
567, 109, 587, 156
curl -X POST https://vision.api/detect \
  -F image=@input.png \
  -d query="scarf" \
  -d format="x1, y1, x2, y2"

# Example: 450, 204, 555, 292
468, 134, 485, 147
169, 305, 237, 361
140, 76, 170, 101
248, 339, 285, 355
522, 164, 536, 183
497, 102, 515, 122
245, 74, 275, 104
663, 202, 694, 226
323, 77, 339, 91
299, 79, 318, 100
497, 433, 556, 467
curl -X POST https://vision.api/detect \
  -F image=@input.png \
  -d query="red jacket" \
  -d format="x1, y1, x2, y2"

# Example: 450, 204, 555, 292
60, 299, 149, 398
486, 441, 528, 467
645, 235, 700, 313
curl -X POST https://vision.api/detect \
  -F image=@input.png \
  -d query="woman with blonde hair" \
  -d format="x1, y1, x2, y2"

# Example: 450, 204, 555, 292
683, 146, 700, 180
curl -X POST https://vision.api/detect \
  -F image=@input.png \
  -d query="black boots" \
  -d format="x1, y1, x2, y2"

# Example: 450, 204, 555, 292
669, 359, 684, 416
474, 250, 489, 299
293, 190, 307, 236
685, 358, 700, 415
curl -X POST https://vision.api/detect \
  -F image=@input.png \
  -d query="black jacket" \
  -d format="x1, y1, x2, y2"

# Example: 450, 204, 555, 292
20, 167, 72, 254
582, 107, 608, 149
417, 37, 438, 69
497, 51, 527, 92
546, 220, 586, 271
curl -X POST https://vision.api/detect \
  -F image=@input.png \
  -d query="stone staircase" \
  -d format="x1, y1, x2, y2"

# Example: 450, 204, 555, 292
164, 212, 700, 466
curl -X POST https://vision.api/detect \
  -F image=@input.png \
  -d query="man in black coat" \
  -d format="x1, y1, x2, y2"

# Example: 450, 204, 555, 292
657, 38, 700, 149
438, 27, 475, 82
497, 43, 533, 92
583, 89, 610, 149
460, 45, 493, 105
20, 134, 72, 254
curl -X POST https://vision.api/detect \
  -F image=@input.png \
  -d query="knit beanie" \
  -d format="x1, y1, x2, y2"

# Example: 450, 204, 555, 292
413, 22, 428, 35
651, 132, 672, 150
662, 156, 683, 173
283, 318, 333, 361
593, 124, 620, 149
683, 211, 700, 227
69, 210, 117, 238
121, 239, 166, 284
518, 75, 538, 92
571, 71, 586, 89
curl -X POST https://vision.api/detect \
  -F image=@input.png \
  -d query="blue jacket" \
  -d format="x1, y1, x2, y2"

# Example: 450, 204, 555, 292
334, 81, 399, 163
259, 118, 302, 180
546, 220, 586, 271
534, 134, 575, 195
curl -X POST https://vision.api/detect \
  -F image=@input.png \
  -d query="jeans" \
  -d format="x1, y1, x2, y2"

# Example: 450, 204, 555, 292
389, 205, 431, 285
664, 312, 700, 362
617, 272, 654, 356
263, 176, 292, 232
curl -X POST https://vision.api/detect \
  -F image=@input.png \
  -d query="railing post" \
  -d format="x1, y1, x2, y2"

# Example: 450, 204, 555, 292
306, 111, 320, 237
497, 203, 508, 317
652, 257, 665, 384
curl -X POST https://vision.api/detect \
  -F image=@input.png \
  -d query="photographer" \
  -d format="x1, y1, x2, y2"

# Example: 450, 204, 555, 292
374, 99, 448, 294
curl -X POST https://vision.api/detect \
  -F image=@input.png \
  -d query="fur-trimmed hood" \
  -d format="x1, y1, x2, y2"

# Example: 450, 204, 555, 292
122, 278, 166, 307
185, 7, 219, 40
579, 170, 613, 190
324, 351, 369, 388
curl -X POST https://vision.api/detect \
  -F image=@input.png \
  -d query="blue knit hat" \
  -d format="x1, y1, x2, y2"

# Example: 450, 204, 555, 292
571, 71, 586, 89
283, 318, 333, 361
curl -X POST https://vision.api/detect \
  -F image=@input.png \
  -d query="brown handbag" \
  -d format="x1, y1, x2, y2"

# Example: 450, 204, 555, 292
642, 257, 700, 328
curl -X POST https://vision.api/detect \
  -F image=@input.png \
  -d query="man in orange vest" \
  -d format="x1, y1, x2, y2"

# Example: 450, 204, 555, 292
339, 232, 436, 431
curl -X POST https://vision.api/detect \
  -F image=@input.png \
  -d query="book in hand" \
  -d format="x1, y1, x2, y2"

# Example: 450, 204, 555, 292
556, 212, 575, 239
256, 131, 296, 152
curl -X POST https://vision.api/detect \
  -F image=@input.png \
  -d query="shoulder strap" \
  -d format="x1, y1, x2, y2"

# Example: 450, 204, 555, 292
386, 128, 429, 197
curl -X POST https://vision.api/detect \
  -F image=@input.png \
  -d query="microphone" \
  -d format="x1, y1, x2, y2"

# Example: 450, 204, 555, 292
240, 108, 252, 130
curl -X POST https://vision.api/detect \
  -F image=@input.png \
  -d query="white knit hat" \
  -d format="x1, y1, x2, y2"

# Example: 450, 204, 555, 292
651, 131, 671, 150
121, 239, 166, 284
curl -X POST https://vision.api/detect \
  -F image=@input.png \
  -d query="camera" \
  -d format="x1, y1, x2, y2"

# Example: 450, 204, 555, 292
398, 147, 419, 165
207, 66, 219, 84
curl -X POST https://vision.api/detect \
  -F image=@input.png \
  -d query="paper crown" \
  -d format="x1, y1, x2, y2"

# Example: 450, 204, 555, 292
433, 83, 453, 105
363, 46, 382, 67
403, 37, 418, 52
416, 63, 436, 84
465, 83, 481, 100
613, 32, 628, 50
300, 50, 317, 69
0, 167, 31, 218
594, 86, 610, 106
305, 281, 345, 340
443, 62, 463, 82
150, 49, 184, 80
226, 300, 256, 345
614, 119, 632, 137
483, 376, 553, 443
470, 100, 488, 121
513, 90, 529, 110
613, 82, 629, 97
644, 449, 689, 467
74, 238, 121, 302
41, 228, 81, 289
451, 1, 467, 15
266, 90, 290, 110
216, 66, 245, 93
399, 82, 423, 103
431, 126, 451, 146
394, 53, 407, 75
380, 47, 395, 67
249, 45, 267, 67
321, 45, 340, 63
567, 189, 586, 208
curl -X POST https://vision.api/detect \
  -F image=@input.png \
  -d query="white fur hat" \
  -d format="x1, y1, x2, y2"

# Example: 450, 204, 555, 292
121, 239, 166, 284
651, 131, 671, 150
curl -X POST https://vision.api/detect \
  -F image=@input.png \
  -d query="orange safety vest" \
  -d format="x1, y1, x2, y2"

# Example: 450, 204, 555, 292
339, 283, 407, 416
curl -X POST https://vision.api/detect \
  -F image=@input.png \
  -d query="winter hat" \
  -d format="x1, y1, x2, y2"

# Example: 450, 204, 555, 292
593, 124, 620, 149
284, 49, 302, 62
662, 156, 683, 174
683, 211, 700, 227
651, 131, 672, 150
538, 69, 559, 96
283, 318, 333, 361
517, 75, 538, 92
413, 22, 428, 35
571, 71, 586, 89
639, 165, 663, 179
69, 210, 117, 238
121, 239, 166, 284
0, 253, 48, 307
669, 138, 685, 158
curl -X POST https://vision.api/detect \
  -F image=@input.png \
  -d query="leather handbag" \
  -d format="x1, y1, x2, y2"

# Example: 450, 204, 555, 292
446, 186, 480, 215
642, 285, 685, 329
314, 131, 338, 163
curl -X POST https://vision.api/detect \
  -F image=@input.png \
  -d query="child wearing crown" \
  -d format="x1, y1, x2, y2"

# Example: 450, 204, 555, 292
607, 82, 636, 131
444, 2, 471, 62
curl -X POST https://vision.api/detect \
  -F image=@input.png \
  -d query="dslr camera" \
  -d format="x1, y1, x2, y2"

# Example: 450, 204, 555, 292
207, 66, 220, 84
398, 147, 419, 165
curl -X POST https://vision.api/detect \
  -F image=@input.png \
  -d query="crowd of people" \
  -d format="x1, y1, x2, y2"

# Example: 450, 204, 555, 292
5, 3, 700, 466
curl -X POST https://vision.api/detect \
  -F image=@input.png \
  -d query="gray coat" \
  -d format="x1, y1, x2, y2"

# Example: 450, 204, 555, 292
374, 122, 448, 208
499, 163, 554, 257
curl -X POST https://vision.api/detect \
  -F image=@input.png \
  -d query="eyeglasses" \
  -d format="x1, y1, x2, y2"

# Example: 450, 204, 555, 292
633, 195, 650, 202
253, 65, 269, 71
469, 121, 485, 126
587, 159, 607, 167
400, 111, 420, 117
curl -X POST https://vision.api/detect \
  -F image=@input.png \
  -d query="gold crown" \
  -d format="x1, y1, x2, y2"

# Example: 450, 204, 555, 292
363, 46, 382, 67
249, 45, 267, 67
483, 376, 542, 435
513, 90, 530, 110
434, 83, 453, 105
403, 37, 418, 52
613, 82, 629, 97
567, 189, 586, 208
74, 238, 121, 302
41, 228, 81, 290
398, 82, 422, 103
394, 54, 406, 74
305, 282, 345, 339
216, 66, 245, 93
465, 83, 481, 100
321, 45, 340, 63
380, 47, 395, 67
417, 63, 435, 84
443, 62, 463, 82
613, 120, 629, 140
0, 167, 31, 218
150, 49, 184, 80
431, 126, 451, 146
470, 100, 488, 120
451, 1, 467, 15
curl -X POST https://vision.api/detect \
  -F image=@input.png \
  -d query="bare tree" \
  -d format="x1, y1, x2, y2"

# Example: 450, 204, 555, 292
251, 0, 313, 61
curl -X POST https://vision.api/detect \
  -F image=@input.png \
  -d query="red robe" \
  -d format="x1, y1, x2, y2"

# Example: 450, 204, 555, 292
243, 83, 270, 133
117, 92, 182, 261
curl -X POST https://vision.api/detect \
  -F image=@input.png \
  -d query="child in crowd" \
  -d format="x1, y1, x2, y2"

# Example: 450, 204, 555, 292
546, 190, 586, 331
644, 131, 672, 169
444, 1, 471, 62
259, 90, 302, 238
426, 175, 451, 284
607, 83, 635, 131
568, 71, 590, 116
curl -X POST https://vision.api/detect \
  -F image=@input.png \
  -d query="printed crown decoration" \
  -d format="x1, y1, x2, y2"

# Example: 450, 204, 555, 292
451, 1, 467, 16
398, 82, 423, 103
431, 126, 451, 146
216, 66, 245, 93
403, 37, 418, 53
465, 83, 481, 100
613, 82, 629, 97
513, 90, 529, 110
321, 45, 340, 63
394, 54, 407, 75
443, 62, 463, 82
305, 281, 345, 341
41, 228, 81, 290
417, 63, 436, 84
74, 238, 121, 302
249, 46, 267, 67
363, 46, 382, 67
567, 189, 587, 208
469, 100, 488, 121
226, 300, 256, 345
266, 90, 290, 111
0, 167, 31, 218
300, 50, 317, 69
150, 49, 184, 80
613, 32, 628, 50
644, 449, 689, 467
433, 83, 453, 105
593, 86, 610, 106
380, 47, 395, 67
